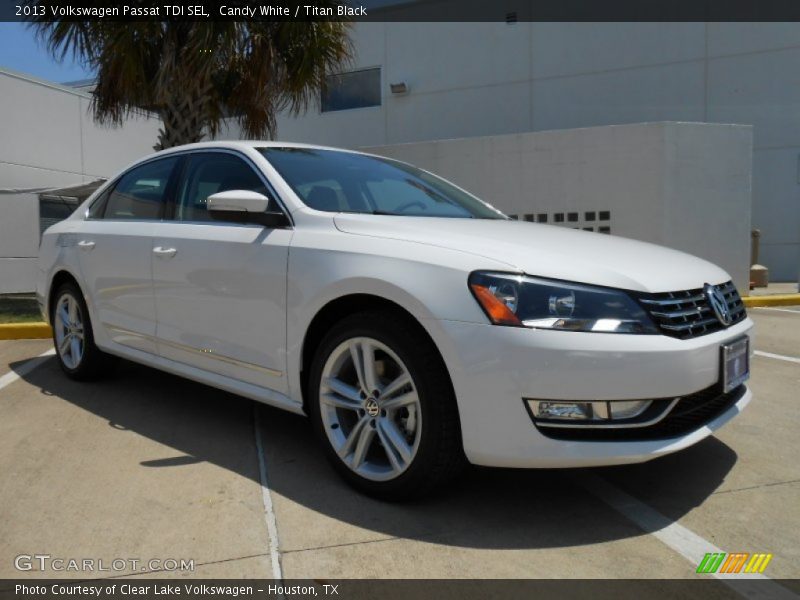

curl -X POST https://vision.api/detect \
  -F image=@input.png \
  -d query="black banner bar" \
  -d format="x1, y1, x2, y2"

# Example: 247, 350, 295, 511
8, 0, 800, 22
1, 579, 799, 600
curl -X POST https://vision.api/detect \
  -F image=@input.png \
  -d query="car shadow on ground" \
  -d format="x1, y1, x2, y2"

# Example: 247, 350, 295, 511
12, 355, 738, 551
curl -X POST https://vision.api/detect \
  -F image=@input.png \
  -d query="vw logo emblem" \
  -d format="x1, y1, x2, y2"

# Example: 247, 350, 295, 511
704, 283, 732, 326
365, 398, 380, 417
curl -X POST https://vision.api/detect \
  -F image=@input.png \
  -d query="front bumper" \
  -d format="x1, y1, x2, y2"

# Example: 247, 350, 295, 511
434, 317, 754, 468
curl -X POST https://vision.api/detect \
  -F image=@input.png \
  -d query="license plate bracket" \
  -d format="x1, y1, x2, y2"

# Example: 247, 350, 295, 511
722, 336, 750, 393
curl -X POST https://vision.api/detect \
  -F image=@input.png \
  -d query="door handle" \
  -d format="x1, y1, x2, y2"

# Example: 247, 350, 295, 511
77, 240, 95, 251
153, 246, 177, 258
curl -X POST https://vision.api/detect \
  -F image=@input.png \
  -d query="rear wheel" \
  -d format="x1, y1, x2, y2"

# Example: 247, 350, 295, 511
308, 310, 465, 500
52, 282, 115, 380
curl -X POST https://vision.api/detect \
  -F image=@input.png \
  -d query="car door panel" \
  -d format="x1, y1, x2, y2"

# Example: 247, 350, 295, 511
76, 220, 158, 353
76, 156, 180, 354
151, 151, 291, 393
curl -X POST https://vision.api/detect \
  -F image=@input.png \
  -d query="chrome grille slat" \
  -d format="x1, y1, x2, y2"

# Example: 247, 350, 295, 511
660, 317, 721, 332
650, 306, 710, 319
637, 280, 747, 339
639, 294, 705, 306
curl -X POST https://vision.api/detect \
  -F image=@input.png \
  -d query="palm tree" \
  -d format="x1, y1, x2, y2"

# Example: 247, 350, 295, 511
31, 18, 352, 150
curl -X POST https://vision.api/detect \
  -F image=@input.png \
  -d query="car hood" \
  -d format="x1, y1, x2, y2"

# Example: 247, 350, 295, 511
332, 215, 730, 293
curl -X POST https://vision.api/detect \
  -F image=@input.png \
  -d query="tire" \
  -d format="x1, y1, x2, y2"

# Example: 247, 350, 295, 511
51, 282, 116, 380
308, 309, 465, 500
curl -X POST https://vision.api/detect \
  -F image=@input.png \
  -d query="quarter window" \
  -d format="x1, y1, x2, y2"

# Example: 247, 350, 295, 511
321, 68, 381, 112
175, 153, 273, 222
103, 157, 179, 220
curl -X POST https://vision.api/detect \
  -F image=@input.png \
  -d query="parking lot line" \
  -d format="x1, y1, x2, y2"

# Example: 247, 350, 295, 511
754, 350, 800, 365
577, 474, 797, 600
0, 348, 54, 391
253, 405, 284, 581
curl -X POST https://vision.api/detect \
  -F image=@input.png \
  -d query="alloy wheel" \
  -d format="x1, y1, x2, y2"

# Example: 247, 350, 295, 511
54, 293, 85, 370
319, 337, 422, 481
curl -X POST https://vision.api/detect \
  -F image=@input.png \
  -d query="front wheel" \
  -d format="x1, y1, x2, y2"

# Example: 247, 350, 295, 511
308, 310, 465, 500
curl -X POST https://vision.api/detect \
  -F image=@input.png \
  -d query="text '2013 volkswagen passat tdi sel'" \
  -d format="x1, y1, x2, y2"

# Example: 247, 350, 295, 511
37, 141, 752, 499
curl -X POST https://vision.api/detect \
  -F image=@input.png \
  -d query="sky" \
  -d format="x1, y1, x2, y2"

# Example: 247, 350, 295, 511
0, 22, 94, 83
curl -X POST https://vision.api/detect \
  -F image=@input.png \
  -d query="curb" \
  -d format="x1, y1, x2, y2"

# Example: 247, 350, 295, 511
0, 323, 52, 340
743, 294, 800, 308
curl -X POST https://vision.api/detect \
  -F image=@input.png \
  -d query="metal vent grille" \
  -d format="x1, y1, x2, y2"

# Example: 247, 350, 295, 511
637, 281, 746, 339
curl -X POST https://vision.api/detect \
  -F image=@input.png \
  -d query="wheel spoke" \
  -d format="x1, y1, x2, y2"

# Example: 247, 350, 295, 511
361, 342, 379, 393
321, 393, 361, 411
381, 373, 411, 399
324, 377, 361, 402
381, 391, 418, 412
67, 298, 78, 325
70, 336, 81, 362
349, 342, 368, 392
378, 419, 412, 465
352, 424, 376, 468
59, 333, 72, 355
339, 416, 369, 459
58, 304, 70, 327
376, 422, 403, 471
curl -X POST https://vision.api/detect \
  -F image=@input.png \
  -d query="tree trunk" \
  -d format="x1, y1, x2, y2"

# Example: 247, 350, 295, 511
153, 79, 215, 151
154, 100, 206, 151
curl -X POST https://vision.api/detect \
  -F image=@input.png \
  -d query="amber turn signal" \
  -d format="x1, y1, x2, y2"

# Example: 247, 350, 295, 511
470, 284, 522, 326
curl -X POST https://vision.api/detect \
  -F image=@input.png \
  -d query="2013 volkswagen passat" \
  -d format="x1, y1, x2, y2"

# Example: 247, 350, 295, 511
37, 142, 752, 499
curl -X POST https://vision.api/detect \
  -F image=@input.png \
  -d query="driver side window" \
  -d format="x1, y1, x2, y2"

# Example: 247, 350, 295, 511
175, 153, 274, 222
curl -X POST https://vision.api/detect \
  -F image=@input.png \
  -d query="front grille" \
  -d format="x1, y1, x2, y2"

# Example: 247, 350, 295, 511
637, 281, 746, 339
532, 384, 745, 442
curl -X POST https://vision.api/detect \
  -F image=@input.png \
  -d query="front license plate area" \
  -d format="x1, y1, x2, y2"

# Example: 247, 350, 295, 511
722, 337, 750, 393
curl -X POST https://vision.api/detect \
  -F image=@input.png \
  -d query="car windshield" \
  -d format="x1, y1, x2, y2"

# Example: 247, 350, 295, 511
259, 147, 506, 219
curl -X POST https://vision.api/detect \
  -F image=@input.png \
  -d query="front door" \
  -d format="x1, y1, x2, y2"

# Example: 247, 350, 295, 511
151, 151, 292, 393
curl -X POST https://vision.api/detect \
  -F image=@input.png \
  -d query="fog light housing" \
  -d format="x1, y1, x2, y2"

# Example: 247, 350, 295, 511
608, 400, 651, 419
530, 400, 609, 421
526, 399, 655, 424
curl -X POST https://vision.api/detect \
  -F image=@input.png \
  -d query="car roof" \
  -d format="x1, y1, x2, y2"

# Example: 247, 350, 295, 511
150, 140, 364, 158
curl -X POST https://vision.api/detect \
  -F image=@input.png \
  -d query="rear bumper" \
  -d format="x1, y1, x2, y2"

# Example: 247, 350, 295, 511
434, 318, 753, 468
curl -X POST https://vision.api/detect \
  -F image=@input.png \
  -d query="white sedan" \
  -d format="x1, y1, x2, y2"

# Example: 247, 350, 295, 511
37, 141, 753, 499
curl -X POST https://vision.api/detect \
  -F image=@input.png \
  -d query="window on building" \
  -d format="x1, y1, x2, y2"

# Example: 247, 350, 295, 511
321, 68, 381, 112
103, 157, 179, 220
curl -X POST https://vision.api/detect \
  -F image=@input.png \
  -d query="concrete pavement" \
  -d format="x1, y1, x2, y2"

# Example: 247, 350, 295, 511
0, 310, 798, 581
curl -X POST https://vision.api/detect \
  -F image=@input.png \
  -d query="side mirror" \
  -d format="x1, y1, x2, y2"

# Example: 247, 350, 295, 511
207, 190, 290, 228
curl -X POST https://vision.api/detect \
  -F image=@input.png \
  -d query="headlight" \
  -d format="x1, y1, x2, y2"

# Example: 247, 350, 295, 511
468, 272, 658, 334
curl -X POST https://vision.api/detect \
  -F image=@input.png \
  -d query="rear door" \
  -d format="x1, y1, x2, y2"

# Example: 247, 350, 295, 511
77, 156, 180, 355
150, 150, 292, 393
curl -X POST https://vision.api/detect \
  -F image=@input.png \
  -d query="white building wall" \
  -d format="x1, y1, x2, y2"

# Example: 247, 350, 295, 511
264, 22, 800, 281
364, 122, 753, 294
0, 68, 162, 293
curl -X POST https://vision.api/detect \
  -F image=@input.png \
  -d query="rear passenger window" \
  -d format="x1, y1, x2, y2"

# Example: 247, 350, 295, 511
87, 187, 112, 219
103, 157, 178, 220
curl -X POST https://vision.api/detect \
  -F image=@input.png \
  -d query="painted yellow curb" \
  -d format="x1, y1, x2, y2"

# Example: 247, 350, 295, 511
0, 323, 52, 340
743, 294, 800, 308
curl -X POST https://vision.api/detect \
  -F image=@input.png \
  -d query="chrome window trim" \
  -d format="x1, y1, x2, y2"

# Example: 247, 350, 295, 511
84, 147, 294, 227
